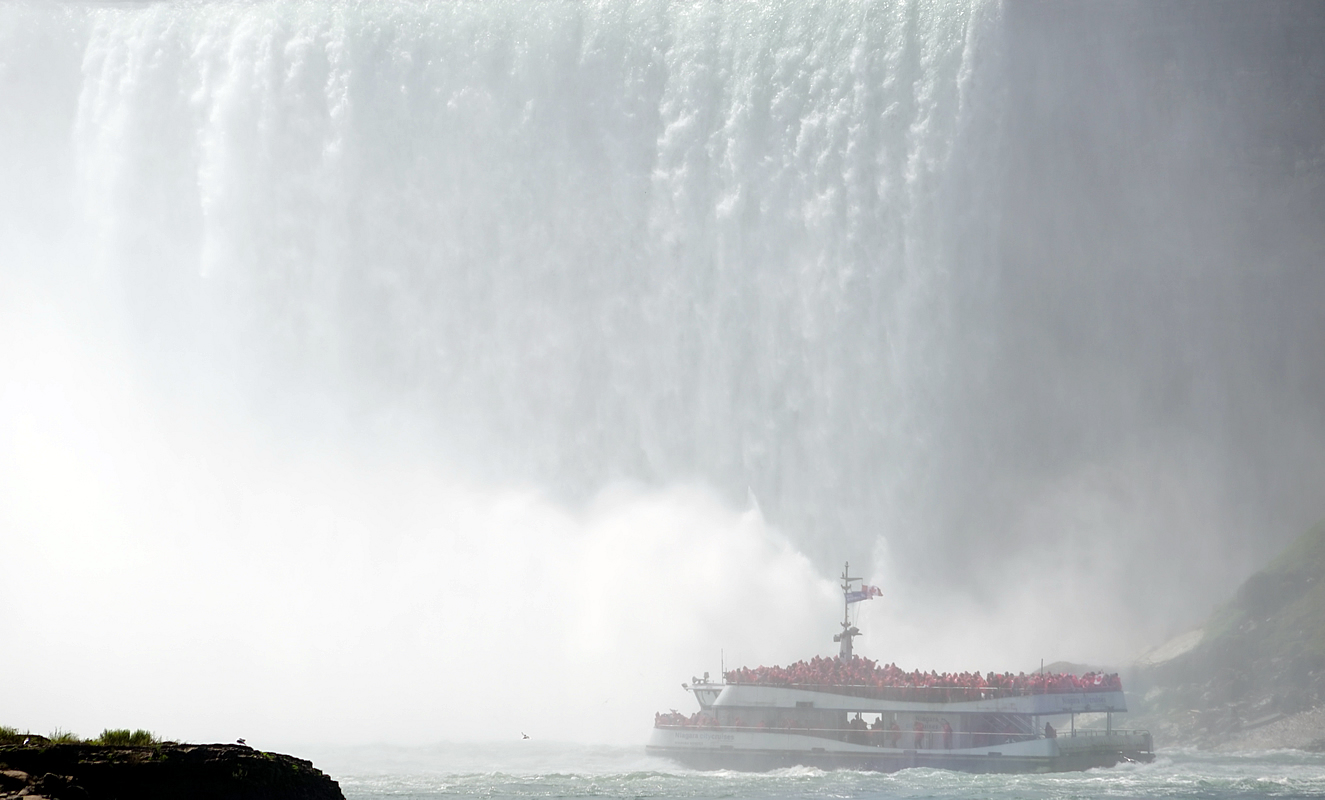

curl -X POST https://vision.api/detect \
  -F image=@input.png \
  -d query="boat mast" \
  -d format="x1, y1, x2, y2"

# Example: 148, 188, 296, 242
832, 561, 862, 659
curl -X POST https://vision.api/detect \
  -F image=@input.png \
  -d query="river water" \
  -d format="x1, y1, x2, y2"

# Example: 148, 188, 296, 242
308, 744, 1325, 800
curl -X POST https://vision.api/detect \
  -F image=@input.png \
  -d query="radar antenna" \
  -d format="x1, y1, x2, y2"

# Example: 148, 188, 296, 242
832, 562, 863, 659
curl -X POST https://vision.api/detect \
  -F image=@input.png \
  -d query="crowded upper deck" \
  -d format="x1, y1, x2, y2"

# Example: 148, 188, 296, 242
722, 655, 1121, 700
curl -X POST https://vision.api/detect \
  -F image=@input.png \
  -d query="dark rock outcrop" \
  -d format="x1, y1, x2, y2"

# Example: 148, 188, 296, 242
0, 743, 343, 800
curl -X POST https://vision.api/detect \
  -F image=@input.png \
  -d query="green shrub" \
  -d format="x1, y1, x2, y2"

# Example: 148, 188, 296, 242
129, 729, 158, 746
97, 729, 159, 746
98, 729, 132, 746
48, 729, 82, 744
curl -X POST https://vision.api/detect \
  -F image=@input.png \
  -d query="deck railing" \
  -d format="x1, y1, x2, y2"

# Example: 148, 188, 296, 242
721, 683, 1120, 702
1055, 728, 1152, 739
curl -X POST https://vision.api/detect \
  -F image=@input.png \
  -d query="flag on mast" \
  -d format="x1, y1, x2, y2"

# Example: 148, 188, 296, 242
845, 585, 882, 604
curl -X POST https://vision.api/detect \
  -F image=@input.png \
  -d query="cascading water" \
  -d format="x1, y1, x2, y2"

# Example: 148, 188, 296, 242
14, 0, 999, 545
1, 0, 1005, 743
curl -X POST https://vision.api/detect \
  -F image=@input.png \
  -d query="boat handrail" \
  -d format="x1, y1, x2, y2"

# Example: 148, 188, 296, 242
654, 722, 1151, 734
1056, 727, 1153, 738
721, 682, 1120, 701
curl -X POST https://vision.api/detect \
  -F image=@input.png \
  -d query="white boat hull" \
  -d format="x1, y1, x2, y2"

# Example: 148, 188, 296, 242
646, 726, 1154, 773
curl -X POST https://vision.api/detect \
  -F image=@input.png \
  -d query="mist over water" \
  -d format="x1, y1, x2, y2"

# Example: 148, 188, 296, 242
305, 744, 1325, 800
3, 0, 1324, 748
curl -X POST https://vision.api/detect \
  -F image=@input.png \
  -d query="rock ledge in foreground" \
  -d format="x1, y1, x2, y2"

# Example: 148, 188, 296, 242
0, 742, 343, 800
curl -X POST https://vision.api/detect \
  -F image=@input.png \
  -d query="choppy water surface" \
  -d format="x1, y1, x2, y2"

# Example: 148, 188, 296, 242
312, 744, 1325, 800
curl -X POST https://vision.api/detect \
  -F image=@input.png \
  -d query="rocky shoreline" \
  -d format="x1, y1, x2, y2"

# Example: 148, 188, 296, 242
1114, 519, 1325, 754
0, 743, 343, 800
1211, 706, 1325, 752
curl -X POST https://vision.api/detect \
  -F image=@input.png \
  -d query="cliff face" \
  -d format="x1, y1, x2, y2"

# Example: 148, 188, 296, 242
0, 743, 343, 800
966, 0, 1325, 632
1131, 520, 1325, 746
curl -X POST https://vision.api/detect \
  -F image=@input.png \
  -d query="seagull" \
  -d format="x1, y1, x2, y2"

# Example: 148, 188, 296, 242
521, 733, 530, 740
237, 738, 247, 746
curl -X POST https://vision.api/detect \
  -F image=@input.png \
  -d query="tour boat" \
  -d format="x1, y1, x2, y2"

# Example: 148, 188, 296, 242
646, 564, 1154, 773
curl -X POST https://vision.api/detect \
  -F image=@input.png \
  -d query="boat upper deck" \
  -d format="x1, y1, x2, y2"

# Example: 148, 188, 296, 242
717, 656, 1127, 714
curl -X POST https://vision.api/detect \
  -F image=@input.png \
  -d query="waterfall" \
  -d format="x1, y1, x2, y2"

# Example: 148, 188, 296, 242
0, 0, 1017, 743
3, 0, 1003, 560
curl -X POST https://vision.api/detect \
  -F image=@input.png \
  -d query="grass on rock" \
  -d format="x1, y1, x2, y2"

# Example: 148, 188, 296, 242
1, 727, 166, 746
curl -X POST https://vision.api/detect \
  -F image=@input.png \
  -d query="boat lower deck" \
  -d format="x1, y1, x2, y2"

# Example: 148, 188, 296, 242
646, 727, 1154, 774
